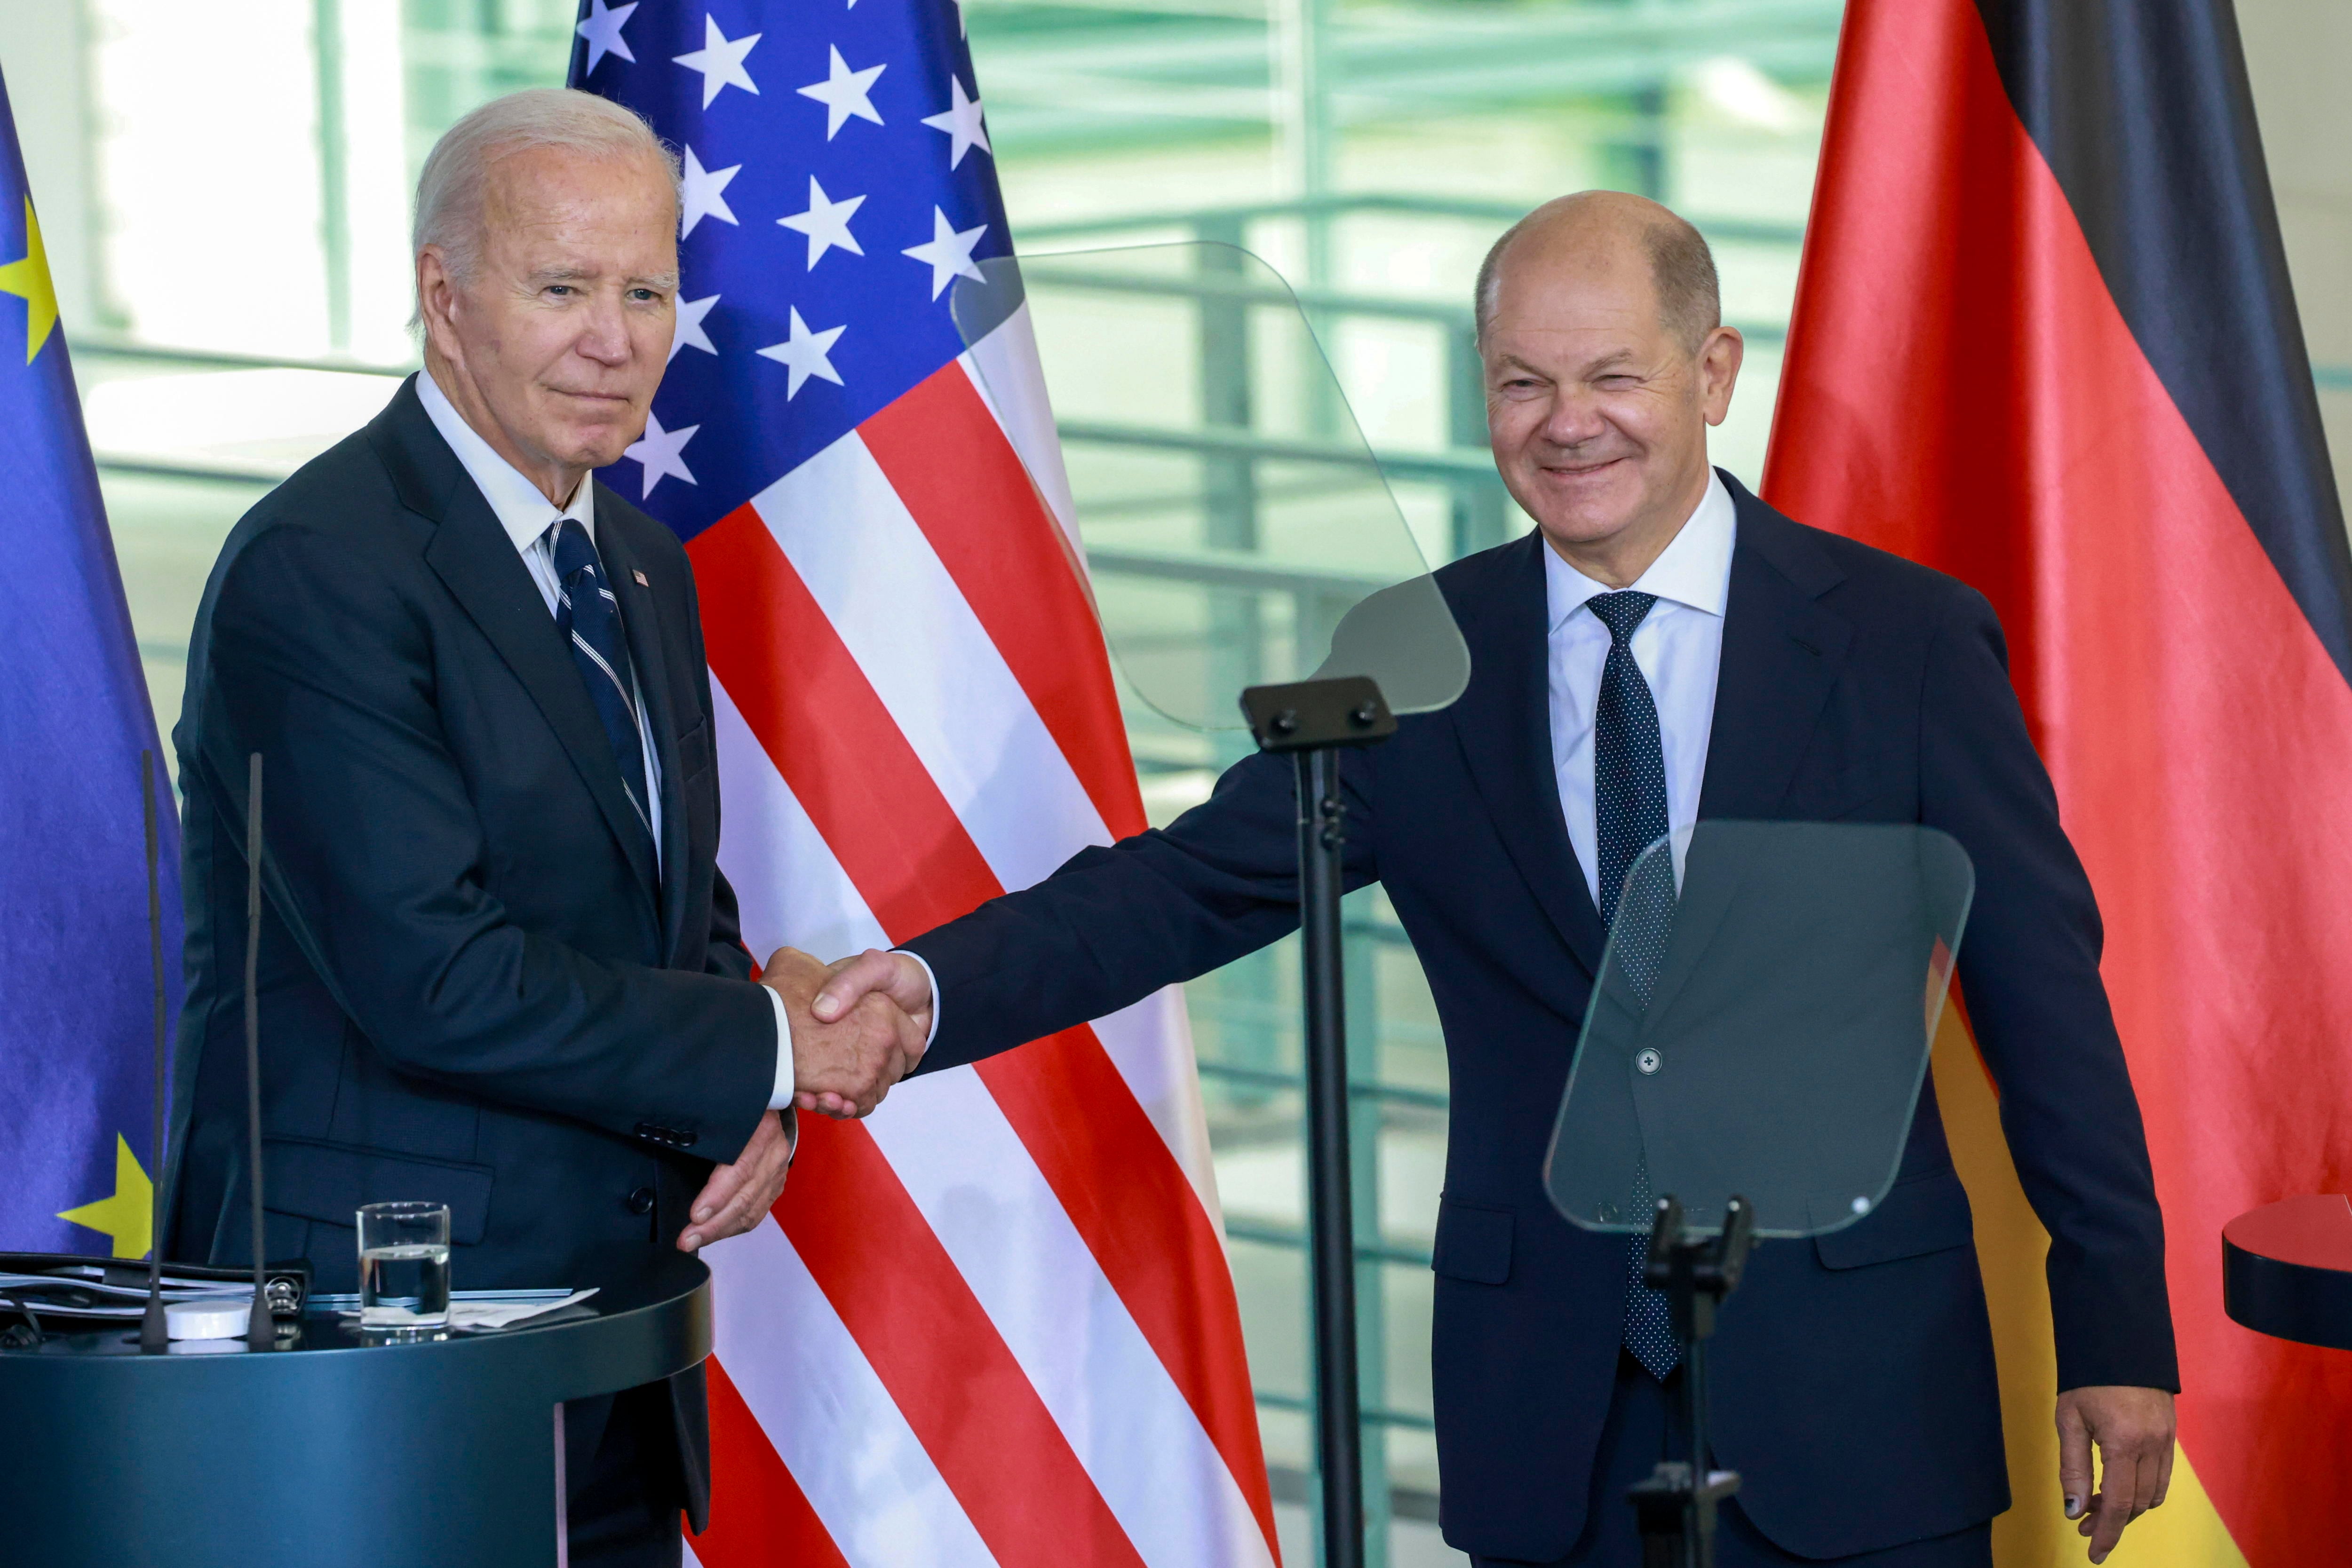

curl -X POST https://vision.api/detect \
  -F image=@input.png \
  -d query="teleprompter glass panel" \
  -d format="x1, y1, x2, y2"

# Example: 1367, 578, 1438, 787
1543, 821, 1975, 1240
949, 242, 1470, 732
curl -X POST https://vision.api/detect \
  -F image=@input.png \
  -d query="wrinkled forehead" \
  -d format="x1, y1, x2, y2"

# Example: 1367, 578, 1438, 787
1485, 251, 1669, 360
1493, 222, 1660, 314
478, 144, 680, 245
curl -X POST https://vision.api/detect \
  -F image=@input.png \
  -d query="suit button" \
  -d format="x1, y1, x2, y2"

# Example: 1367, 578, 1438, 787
626, 1186, 656, 1215
1636, 1049, 1662, 1075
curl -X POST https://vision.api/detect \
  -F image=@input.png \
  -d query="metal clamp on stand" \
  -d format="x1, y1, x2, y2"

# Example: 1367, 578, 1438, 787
1629, 1194, 1756, 1568
1238, 673, 1398, 1568
1240, 675, 1398, 754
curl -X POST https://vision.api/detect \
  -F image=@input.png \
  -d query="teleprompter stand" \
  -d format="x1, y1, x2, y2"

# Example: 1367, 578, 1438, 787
949, 238, 1473, 1568
1629, 1194, 1756, 1568
1241, 673, 1398, 1568
1545, 821, 1979, 1568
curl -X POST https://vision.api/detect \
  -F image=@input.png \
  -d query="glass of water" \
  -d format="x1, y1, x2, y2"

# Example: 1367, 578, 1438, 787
358, 1201, 451, 1331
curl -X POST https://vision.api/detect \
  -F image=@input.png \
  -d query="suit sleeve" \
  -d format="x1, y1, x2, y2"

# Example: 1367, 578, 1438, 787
199, 523, 774, 1161
1919, 585, 2179, 1393
705, 865, 757, 984
681, 539, 757, 988
902, 745, 1380, 1074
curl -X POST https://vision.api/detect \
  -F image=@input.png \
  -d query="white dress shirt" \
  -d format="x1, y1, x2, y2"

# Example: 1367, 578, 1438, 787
417, 370, 795, 1109
1546, 469, 1737, 907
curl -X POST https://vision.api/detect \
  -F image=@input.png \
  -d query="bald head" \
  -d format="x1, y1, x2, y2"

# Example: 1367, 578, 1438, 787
1475, 191, 1720, 354
1473, 190, 1743, 588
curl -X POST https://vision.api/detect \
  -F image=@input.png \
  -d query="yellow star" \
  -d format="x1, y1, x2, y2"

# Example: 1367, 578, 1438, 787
0, 196, 59, 364
57, 1134, 155, 1260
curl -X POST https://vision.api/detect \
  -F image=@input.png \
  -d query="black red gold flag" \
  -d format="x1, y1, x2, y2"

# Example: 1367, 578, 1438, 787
1767, 2, 2352, 1561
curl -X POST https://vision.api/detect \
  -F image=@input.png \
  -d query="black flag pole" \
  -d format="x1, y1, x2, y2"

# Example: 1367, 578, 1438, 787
138, 750, 168, 1354
245, 753, 271, 1349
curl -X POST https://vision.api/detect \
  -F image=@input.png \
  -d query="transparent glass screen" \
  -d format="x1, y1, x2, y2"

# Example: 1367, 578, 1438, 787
950, 242, 1471, 732
1544, 821, 1976, 1239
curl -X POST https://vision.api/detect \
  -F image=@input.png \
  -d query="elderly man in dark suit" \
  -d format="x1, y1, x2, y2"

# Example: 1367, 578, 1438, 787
167, 88, 918, 1567
815, 192, 2180, 1565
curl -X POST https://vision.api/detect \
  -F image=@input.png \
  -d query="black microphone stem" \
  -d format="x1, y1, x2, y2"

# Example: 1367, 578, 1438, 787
245, 753, 271, 1349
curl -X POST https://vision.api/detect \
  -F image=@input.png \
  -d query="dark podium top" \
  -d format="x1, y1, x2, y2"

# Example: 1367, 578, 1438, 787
0, 1245, 710, 1568
2222, 1195, 2352, 1353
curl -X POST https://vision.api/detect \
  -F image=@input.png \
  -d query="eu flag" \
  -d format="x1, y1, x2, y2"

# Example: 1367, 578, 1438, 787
0, 64, 181, 1258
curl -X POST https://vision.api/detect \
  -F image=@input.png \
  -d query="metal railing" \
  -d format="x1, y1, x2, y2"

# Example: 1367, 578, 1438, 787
1020, 192, 1798, 566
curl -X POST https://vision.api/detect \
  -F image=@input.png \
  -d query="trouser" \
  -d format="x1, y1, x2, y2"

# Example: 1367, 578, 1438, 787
1472, 1352, 1995, 1567
564, 1382, 685, 1568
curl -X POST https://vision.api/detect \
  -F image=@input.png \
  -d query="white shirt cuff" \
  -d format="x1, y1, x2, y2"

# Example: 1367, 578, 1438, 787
894, 950, 942, 1048
764, 982, 795, 1109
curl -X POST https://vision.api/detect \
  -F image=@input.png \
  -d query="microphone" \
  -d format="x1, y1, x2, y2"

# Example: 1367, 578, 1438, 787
244, 752, 271, 1350
139, 750, 168, 1354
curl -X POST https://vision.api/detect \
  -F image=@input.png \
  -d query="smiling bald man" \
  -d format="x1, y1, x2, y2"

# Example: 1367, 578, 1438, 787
810, 191, 2180, 1564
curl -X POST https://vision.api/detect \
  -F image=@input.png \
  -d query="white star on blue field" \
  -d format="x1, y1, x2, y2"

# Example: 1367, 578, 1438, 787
572, 0, 1009, 539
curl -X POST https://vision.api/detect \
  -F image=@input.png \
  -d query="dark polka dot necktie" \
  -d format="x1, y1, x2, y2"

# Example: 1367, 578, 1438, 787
1587, 589, 1681, 1379
550, 518, 655, 855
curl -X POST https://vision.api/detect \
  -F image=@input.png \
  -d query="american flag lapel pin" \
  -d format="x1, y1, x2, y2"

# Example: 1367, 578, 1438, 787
632, 570, 649, 586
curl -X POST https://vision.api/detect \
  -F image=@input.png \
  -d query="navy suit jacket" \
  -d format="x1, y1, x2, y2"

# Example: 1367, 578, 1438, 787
905, 473, 2177, 1559
166, 378, 775, 1526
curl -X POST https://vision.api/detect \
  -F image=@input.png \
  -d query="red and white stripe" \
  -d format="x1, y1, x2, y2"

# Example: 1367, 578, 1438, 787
681, 306, 1279, 1568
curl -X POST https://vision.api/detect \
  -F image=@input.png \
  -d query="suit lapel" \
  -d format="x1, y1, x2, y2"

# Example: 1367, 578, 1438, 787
1449, 534, 1610, 978
594, 496, 691, 966
1697, 482, 1853, 822
378, 382, 663, 909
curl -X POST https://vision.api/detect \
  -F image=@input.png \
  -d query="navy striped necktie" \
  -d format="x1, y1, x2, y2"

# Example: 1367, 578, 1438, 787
1588, 589, 1681, 1380
549, 518, 655, 853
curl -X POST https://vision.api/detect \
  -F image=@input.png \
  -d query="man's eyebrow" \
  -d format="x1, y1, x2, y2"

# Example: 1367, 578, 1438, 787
1581, 348, 1638, 374
521, 266, 681, 291
1490, 353, 1547, 377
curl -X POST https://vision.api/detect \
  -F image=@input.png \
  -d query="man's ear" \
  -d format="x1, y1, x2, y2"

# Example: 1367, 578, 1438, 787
1700, 325, 1745, 427
415, 247, 462, 362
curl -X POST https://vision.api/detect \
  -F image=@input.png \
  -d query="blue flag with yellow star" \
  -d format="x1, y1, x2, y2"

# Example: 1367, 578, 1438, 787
0, 64, 181, 1259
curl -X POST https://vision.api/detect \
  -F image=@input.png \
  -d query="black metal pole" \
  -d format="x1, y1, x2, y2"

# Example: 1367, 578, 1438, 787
245, 753, 271, 1349
1295, 745, 1363, 1568
1684, 1333, 1710, 1568
139, 751, 168, 1354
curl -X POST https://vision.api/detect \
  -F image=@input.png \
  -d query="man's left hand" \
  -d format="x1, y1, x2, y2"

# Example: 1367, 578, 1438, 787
2057, 1384, 2176, 1563
677, 1108, 796, 1251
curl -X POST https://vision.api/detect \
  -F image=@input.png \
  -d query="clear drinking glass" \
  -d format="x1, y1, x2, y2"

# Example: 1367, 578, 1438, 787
357, 1201, 452, 1330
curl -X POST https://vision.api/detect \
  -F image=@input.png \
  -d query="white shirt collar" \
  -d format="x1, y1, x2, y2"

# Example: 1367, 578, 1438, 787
415, 367, 595, 554
1544, 467, 1737, 633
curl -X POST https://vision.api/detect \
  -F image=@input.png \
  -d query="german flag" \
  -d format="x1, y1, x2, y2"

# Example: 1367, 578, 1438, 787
1765, 2, 2352, 1561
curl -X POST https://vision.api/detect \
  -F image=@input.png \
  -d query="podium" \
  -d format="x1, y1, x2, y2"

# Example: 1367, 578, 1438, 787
0, 1245, 710, 1567
2223, 1194, 2352, 1352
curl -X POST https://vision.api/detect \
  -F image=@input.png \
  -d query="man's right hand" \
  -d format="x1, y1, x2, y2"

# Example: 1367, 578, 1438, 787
813, 950, 935, 1035
807, 950, 938, 1118
759, 947, 924, 1118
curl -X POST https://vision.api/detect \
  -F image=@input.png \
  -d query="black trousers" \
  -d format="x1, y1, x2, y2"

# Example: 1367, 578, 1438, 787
564, 1384, 684, 1568
1472, 1354, 1995, 1568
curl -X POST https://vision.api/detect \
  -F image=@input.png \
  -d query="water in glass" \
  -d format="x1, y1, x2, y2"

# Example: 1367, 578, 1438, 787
357, 1200, 452, 1330
359, 1243, 452, 1329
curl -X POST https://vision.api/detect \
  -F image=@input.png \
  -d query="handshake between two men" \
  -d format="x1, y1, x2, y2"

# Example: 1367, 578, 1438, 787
675, 948, 937, 1253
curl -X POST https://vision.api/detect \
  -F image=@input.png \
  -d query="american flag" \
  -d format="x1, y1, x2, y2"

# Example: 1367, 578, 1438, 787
567, 3, 1281, 1564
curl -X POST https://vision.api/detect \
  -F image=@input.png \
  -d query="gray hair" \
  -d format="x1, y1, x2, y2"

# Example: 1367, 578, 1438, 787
1474, 194, 1721, 354
411, 88, 681, 324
